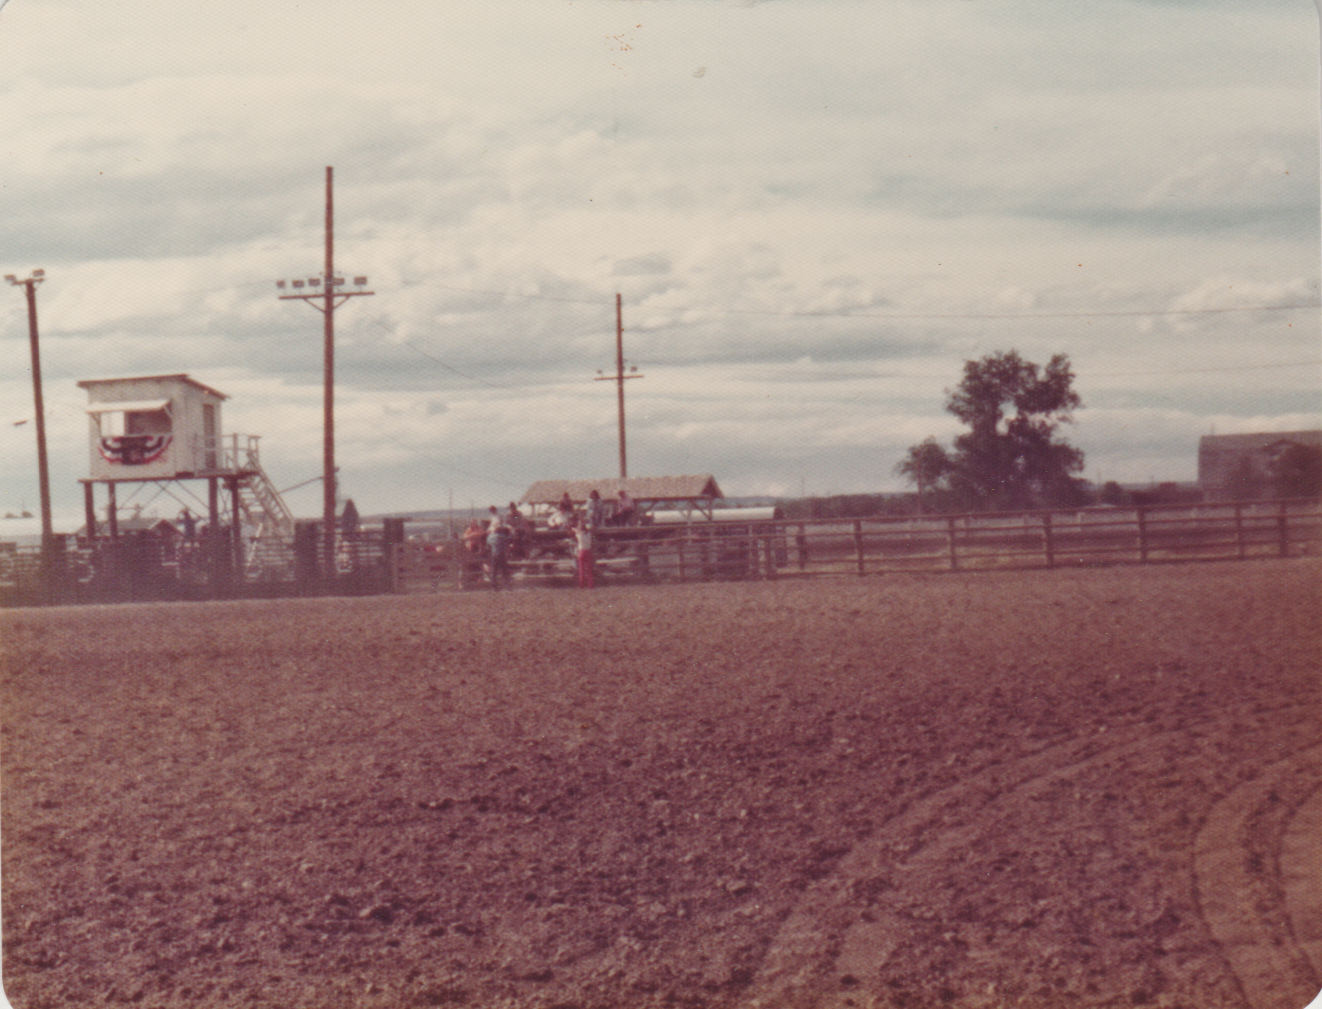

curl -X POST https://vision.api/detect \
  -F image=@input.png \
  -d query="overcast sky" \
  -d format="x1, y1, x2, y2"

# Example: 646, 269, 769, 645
2, 0, 1319, 527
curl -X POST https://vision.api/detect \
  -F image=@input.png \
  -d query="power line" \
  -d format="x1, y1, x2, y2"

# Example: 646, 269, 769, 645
15, 270, 1317, 337
681, 302, 1321, 321
1089, 359, 1322, 378
400, 340, 518, 389
625, 357, 1320, 380
398, 276, 604, 306
388, 273, 1322, 320
368, 426, 526, 490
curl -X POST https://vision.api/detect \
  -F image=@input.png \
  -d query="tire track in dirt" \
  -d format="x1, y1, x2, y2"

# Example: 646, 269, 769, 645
749, 711, 1318, 1009
1283, 783, 1322, 986
1194, 743, 1322, 1009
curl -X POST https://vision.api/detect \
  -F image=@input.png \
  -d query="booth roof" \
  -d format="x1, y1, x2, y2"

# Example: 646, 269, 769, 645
76, 373, 229, 401
521, 474, 723, 505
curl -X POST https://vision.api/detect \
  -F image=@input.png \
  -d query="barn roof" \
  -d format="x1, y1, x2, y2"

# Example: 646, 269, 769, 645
521, 474, 723, 506
1198, 430, 1322, 454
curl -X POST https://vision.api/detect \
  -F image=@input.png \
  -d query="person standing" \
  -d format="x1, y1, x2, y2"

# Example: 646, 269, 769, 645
487, 511, 512, 590
614, 489, 636, 526
587, 488, 605, 530
573, 519, 595, 589
505, 501, 528, 557
462, 519, 486, 555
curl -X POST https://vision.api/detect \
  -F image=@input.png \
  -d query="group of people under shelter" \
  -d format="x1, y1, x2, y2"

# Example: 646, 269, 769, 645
461, 489, 637, 590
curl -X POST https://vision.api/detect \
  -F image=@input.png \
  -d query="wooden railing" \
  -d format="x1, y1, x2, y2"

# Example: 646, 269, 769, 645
388, 498, 1320, 592
576, 498, 1322, 583
5, 499, 1318, 604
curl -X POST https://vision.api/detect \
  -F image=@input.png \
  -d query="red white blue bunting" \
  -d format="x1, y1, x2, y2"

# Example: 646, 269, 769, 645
98, 435, 172, 466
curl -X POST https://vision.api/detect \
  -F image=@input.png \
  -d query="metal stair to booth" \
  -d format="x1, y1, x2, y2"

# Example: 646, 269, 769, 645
221, 436, 297, 577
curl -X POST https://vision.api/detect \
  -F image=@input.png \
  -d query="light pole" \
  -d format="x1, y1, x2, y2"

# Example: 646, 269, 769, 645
276, 168, 373, 580
5, 269, 54, 596
593, 293, 643, 478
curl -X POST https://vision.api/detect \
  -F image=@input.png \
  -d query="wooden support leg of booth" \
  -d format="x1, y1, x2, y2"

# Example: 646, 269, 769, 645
228, 476, 243, 578
107, 483, 118, 539
208, 476, 224, 594
83, 482, 96, 543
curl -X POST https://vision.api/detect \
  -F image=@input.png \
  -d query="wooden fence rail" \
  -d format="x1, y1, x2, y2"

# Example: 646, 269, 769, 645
5, 499, 1319, 603
394, 498, 1320, 591
569, 498, 1322, 586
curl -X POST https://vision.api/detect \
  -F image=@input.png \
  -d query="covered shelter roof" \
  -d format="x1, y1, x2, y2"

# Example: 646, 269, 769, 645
521, 474, 724, 517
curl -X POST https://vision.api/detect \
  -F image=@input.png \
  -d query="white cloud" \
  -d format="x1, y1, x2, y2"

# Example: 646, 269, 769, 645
0, 0, 1317, 520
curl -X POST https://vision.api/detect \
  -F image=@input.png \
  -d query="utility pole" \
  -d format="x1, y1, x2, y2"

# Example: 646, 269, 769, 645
5, 269, 53, 599
276, 167, 373, 581
594, 293, 643, 478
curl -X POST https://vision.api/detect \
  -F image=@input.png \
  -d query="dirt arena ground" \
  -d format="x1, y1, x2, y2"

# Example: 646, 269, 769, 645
3, 559, 1320, 1009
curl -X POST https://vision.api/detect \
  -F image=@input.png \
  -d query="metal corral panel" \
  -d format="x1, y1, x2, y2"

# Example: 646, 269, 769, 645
649, 506, 780, 524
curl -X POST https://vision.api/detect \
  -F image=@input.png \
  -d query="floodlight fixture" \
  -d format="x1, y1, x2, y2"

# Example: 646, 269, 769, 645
354, 276, 367, 287
292, 280, 306, 288
32, 270, 44, 279
308, 277, 321, 287
3, 276, 15, 285
332, 277, 345, 287
276, 280, 287, 289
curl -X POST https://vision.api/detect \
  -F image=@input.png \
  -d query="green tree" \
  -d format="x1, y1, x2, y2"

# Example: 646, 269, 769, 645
1099, 481, 1128, 506
899, 350, 1086, 511
894, 437, 952, 513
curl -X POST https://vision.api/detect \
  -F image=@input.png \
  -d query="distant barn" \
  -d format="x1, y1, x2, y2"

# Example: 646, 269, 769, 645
1198, 430, 1322, 501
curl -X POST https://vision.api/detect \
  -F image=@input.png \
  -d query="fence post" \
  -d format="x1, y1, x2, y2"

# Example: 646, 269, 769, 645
1043, 512, 1055, 569
294, 520, 319, 595
382, 518, 405, 593
1137, 508, 1149, 563
1278, 500, 1289, 558
946, 516, 959, 571
854, 520, 865, 575
796, 523, 808, 570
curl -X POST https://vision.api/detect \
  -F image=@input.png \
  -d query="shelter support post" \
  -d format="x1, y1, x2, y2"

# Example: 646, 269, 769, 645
83, 483, 96, 544
208, 476, 226, 595
228, 475, 243, 577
